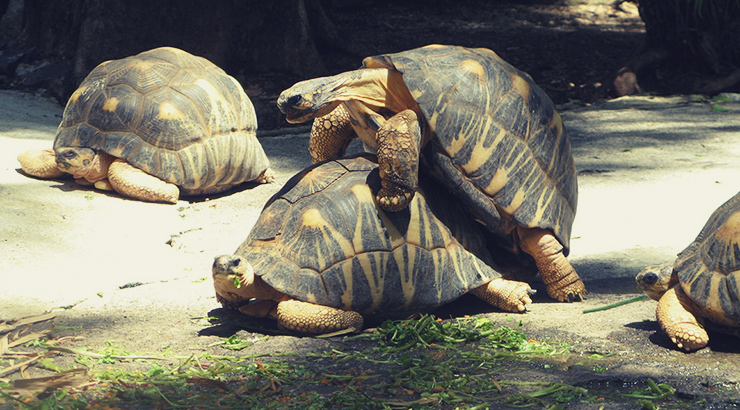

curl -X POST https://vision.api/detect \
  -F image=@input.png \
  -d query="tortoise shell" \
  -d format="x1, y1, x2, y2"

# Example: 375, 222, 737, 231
235, 153, 501, 315
672, 191, 740, 327
363, 45, 578, 253
53, 47, 270, 195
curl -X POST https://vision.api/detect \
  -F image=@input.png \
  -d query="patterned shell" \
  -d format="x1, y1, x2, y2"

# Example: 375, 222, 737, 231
235, 154, 501, 315
363, 45, 578, 252
673, 191, 740, 327
53, 47, 270, 195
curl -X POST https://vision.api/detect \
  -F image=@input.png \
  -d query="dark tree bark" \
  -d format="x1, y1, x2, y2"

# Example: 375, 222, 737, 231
0, 0, 344, 129
614, 0, 740, 96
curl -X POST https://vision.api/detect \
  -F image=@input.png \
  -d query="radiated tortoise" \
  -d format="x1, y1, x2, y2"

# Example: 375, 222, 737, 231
277, 44, 583, 302
18, 47, 273, 203
637, 191, 740, 351
212, 153, 534, 334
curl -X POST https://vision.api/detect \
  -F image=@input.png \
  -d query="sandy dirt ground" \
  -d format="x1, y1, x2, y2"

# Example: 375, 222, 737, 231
2, 90, 740, 406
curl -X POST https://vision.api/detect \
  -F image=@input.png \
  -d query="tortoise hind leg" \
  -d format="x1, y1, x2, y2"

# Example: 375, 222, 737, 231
108, 159, 179, 203
657, 285, 708, 351
17, 149, 65, 178
518, 227, 586, 302
471, 278, 534, 312
276, 299, 363, 335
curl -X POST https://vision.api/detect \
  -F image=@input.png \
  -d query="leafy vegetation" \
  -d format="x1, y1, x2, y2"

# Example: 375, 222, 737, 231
0, 314, 708, 409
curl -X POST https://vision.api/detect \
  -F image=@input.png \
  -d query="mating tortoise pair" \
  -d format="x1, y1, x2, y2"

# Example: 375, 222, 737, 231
213, 45, 586, 334
18, 47, 273, 203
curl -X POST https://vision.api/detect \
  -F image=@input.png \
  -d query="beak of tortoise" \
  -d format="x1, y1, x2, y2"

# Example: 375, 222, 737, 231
277, 75, 346, 123
212, 255, 256, 307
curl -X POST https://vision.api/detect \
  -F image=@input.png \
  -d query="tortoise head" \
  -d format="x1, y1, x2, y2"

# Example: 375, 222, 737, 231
212, 255, 260, 309
54, 147, 97, 177
635, 262, 678, 301
277, 68, 393, 123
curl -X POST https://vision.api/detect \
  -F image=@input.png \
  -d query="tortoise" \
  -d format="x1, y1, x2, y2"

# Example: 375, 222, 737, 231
17, 47, 273, 203
636, 191, 740, 351
212, 153, 535, 334
277, 44, 583, 302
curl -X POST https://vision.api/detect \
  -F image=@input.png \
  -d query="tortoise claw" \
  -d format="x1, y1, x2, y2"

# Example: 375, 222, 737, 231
375, 190, 414, 212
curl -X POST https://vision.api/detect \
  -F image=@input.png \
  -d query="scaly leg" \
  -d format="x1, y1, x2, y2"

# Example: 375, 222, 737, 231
375, 109, 421, 212
276, 299, 363, 335
108, 159, 179, 203
308, 104, 356, 163
470, 278, 534, 312
518, 227, 586, 302
17, 149, 64, 178
657, 285, 708, 351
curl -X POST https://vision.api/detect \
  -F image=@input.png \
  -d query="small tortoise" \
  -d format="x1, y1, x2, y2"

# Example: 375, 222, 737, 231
637, 192, 740, 351
212, 154, 534, 334
277, 44, 583, 302
18, 47, 273, 203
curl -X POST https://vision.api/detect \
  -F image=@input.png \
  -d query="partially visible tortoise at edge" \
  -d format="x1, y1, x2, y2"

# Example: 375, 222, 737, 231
213, 154, 535, 335
277, 44, 584, 302
18, 47, 273, 203
637, 191, 740, 351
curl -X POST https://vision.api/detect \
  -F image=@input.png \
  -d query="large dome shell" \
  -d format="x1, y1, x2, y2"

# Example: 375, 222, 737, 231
363, 44, 577, 253
235, 154, 501, 315
53, 47, 270, 195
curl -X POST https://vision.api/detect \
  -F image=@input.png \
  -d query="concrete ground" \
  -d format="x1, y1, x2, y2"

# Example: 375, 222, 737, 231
2, 90, 740, 404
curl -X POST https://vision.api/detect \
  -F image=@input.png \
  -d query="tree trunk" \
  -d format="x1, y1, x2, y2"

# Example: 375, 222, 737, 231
614, 0, 740, 96
0, 0, 341, 129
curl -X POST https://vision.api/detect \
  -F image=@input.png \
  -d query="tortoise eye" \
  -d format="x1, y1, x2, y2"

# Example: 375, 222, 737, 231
230, 258, 241, 268
642, 272, 659, 285
61, 150, 77, 160
286, 94, 303, 108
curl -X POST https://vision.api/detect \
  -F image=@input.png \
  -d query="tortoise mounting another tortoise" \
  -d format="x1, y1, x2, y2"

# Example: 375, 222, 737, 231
277, 44, 584, 302
213, 154, 535, 335
17, 47, 273, 203
637, 191, 740, 351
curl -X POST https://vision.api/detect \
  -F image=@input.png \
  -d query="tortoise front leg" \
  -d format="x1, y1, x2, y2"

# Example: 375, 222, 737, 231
309, 104, 356, 164
276, 299, 363, 335
471, 278, 534, 312
108, 159, 179, 203
518, 227, 587, 302
17, 149, 65, 178
375, 109, 421, 212
657, 285, 708, 351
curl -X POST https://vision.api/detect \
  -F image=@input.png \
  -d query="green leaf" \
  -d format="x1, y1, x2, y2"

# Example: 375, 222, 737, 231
711, 103, 729, 112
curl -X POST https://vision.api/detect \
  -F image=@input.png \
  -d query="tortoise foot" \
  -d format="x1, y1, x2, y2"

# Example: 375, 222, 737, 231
276, 299, 363, 335
256, 168, 276, 184
472, 278, 534, 312
17, 149, 65, 179
546, 278, 587, 303
519, 228, 587, 303
667, 324, 709, 351
376, 188, 414, 212
108, 159, 179, 203
657, 286, 708, 351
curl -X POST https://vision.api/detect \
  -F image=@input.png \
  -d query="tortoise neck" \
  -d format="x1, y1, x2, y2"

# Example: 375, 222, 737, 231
336, 68, 419, 115
85, 152, 115, 182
